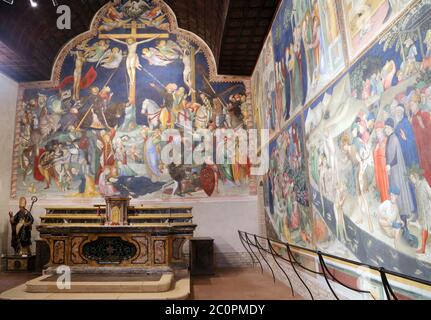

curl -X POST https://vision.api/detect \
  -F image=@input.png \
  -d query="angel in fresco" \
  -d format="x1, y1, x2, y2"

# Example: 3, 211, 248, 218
97, 47, 124, 69
156, 40, 183, 60
140, 14, 169, 29
141, 39, 183, 66
140, 6, 169, 29
141, 47, 176, 66
106, 1, 125, 21
85, 40, 111, 63
141, 6, 163, 21
99, 17, 132, 32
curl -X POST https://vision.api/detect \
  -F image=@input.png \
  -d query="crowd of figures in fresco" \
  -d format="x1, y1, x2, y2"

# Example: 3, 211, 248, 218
256, 0, 345, 133
14, 0, 250, 200
255, 0, 431, 280
264, 116, 313, 248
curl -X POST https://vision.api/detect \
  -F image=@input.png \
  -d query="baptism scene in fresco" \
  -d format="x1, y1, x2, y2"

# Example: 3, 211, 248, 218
263, 115, 313, 248
13, 0, 250, 200
305, 0, 431, 281
269, 0, 345, 130
342, 0, 415, 60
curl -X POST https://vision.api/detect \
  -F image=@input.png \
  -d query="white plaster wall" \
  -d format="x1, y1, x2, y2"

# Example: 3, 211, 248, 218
191, 196, 259, 253
0, 73, 18, 254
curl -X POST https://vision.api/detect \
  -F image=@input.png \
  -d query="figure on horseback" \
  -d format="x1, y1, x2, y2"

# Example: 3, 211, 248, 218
194, 93, 212, 129
149, 82, 177, 130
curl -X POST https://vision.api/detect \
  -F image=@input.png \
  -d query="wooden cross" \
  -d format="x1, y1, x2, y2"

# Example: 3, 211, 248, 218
99, 21, 169, 41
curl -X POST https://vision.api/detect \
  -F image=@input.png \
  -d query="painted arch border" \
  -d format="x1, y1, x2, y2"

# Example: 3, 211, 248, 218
9, 0, 256, 200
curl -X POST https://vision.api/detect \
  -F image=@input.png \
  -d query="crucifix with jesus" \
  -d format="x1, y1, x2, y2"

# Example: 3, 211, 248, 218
99, 21, 169, 104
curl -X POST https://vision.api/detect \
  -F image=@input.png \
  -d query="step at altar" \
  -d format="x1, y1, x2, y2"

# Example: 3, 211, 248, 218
25, 272, 174, 294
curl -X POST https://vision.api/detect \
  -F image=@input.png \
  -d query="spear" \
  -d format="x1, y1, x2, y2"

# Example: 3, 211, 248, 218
142, 67, 165, 88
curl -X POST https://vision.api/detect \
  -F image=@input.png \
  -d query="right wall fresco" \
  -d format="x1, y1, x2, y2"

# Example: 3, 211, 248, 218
253, 0, 431, 283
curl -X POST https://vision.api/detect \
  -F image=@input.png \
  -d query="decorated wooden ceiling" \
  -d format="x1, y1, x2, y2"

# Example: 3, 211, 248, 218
0, 0, 280, 82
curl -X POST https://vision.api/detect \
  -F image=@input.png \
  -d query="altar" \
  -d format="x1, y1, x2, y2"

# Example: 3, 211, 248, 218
37, 198, 197, 274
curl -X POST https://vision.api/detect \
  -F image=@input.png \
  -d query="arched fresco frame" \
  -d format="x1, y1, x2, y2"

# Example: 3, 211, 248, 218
10, 0, 256, 200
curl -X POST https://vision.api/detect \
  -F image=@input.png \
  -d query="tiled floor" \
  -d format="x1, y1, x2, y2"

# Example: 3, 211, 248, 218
191, 268, 302, 300
0, 268, 301, 300
0, 272, 38, 294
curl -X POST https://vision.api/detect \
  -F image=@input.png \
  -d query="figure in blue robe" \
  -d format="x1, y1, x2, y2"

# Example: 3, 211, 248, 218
394, 109, 420, 215
386, 118, 415, 228
144, 136, 161, 179
395, 113, 419, 169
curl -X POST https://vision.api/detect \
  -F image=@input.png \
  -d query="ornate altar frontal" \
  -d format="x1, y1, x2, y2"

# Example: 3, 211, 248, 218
37, 199, 196, 273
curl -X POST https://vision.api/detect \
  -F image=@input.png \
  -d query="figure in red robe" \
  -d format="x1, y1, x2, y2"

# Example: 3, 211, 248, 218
410, 95, 431, 186
96, 129, 116, 183
362, 79, 371, 100
373, 121, 390, 202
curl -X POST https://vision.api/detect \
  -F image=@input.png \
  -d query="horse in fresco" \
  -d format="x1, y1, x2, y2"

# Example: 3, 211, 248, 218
105, 102, 128, 128
141, 99, 174, 130
194, 103, 211, 129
